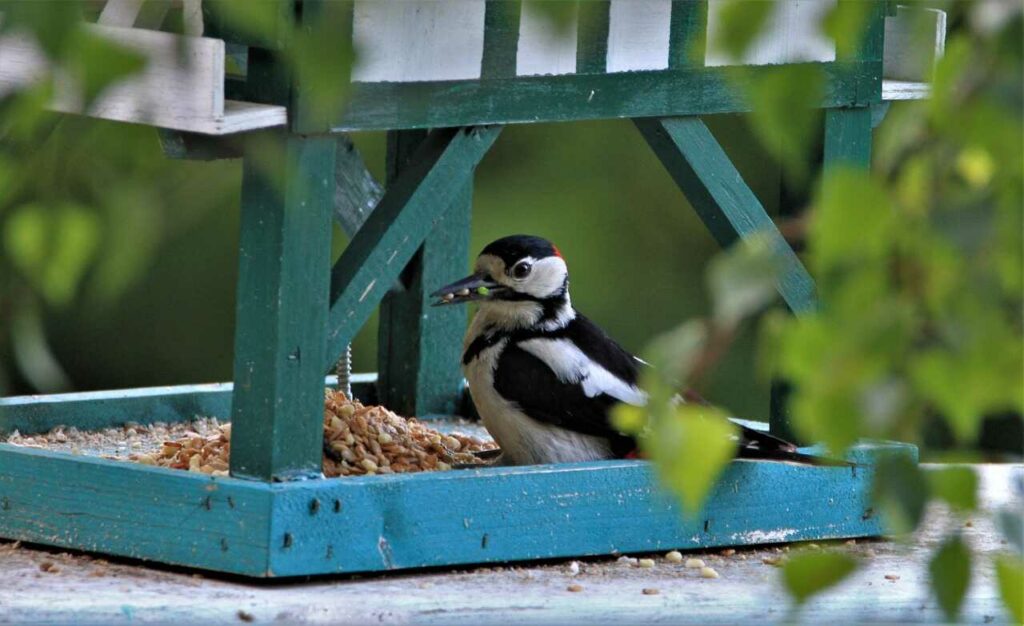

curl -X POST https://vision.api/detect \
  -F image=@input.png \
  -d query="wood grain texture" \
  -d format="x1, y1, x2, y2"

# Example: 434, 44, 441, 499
230, 133, 336, 482
606, 0, 671, 73
0, 23, 285, 135
325, 126, 501, 370
824, 107, 872, 167
0, 444, 274, 576
0, 375, 379, 436
517, 0, 578, 77
0, 440, 913, 578
635, 116, 817, 314
705, 0, 836, 67
377, 131, 472, 417
266, 442, 913, 576
335, 61, 876, 131
352, 0, 486, 83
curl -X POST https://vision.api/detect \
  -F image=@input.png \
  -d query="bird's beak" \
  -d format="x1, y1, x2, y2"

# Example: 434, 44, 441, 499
430, 272, 499, 306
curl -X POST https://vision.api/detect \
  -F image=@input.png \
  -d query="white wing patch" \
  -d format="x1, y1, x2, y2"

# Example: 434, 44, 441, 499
518, 338, 648, 406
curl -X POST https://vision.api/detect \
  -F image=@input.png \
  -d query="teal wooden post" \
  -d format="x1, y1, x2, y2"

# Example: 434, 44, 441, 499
229, 133, 335, 482
634, 117, 817, 315
377, 131, 473, 417
325, 127, 501, 370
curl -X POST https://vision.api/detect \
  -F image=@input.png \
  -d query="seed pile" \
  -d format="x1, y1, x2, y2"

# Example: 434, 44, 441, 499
321, 390, 495, 476
128, 389, 496, 477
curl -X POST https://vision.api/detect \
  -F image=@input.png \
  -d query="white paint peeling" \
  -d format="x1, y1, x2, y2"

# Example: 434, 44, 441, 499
730, 528, 799, 543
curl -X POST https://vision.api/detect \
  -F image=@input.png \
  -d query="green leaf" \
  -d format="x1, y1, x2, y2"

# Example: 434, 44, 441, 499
528, 0, 580, 34
3, 203, 101, 306
812, 168, 896, 275
641, 320, 708, 391
647, 404, 737, 515
821, 0, 874, 59
872, 455, 928, 535
996, 555, 1024, 625
68, 30, 147, 107
926, 466, 978, 512
709, 0, 776, 61
204, 0, 290, 46
782, 551, 858, 605
745, 65, 824, 185
610, 403, 647, 435
0, 0, 83, 59
707, 232, 782, 328
929, 535, 971, 621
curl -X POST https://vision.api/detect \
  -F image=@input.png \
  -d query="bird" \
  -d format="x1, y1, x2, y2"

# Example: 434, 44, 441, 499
431, 234, 823, 467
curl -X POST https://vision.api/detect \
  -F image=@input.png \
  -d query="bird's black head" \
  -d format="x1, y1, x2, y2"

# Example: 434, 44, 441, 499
431, 235, 569, 306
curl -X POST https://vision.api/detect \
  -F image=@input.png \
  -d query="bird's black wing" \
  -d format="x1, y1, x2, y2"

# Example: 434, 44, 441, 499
492, 334, 637, 455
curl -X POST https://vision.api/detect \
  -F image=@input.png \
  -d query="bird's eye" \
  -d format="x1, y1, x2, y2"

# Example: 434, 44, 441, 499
511, 262, 532, 280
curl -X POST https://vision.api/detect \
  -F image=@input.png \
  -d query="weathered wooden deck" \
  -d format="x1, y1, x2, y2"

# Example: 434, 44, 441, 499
0, 463, 1018, 625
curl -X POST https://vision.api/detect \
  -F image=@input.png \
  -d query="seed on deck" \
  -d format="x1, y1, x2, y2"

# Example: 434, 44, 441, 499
684, 558, 705, 569
665, 550, 683, 563
638, 558, 655, 568
700, 566, 720, 579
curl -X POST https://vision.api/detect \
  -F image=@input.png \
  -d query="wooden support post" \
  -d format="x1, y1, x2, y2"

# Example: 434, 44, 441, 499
824, 107, 873, 167
325, 126, 501, 373
229, 133, 336, 482
377, 130, 473, 417
634, 116, 817, 315
669, 0, 708, 68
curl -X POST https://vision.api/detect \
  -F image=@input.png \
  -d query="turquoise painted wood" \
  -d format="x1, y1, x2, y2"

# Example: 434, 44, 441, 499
0, 440, 915, 578
336, 61, 878, 132
0, 444, 275, 576
481, 0, 522, 79
634, 116, 817, 315
576, 1, 611, 74
825, 107, 874, 167
377, 131, 473, 417
325, 126, 501, 368
0, 375, 379, 437
669, 0, 708, 68
230, 132, 336, 482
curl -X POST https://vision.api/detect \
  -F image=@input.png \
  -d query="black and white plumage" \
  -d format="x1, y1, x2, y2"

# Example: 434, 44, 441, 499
432, 234, 811, 466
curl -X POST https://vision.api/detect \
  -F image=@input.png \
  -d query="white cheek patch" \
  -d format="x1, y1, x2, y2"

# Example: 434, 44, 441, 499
520, 256, 568, 299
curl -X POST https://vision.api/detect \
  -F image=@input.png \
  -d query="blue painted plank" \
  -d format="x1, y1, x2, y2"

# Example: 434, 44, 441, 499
0, 375, 378, 436
267, 443, 913, 576
0, 444, 274, 576
0, 439, 914, 577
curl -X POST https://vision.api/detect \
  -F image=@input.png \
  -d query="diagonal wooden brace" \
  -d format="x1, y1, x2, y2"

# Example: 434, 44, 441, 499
324, 125, 502, 371
634, 116, 817, 314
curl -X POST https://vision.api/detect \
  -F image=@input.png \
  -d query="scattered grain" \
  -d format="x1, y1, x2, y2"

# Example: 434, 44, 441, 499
665, 550, 683, 563
638, 558, 655, 569
642, 588, 660, 595
567, 583, 584, 592
684, 558, 705, 569
885, 574, 900, 582
720, 549, 736, 557
700, 566, 720, 579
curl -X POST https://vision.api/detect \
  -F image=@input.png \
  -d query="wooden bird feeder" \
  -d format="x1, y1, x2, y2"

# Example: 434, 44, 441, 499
0, 1, 945, 577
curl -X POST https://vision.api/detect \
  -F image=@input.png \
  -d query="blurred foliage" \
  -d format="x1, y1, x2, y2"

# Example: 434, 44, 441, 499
0, 0, 1021, 621
781, 550, 858, 606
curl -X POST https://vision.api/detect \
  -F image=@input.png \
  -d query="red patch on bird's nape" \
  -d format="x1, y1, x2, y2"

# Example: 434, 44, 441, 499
551, 244, 563, 259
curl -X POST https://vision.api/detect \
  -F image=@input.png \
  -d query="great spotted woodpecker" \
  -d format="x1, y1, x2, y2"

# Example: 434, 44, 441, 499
431, 234, 811, 466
